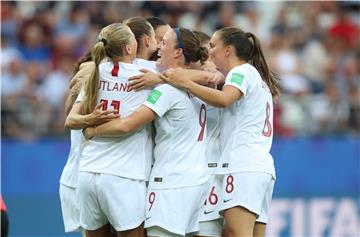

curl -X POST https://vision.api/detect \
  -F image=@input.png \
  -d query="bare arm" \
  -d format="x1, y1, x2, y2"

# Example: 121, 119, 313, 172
128, 69, 163, 91
128, 68, 214, 91
65, 102, 119, 129
162, 69, 242, 108
83, 105, 156, 139
178, 69, 214, 85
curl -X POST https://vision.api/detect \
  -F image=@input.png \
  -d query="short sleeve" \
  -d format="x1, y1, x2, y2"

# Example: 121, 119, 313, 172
143, 84, 176, 117
224, 67, 250, 96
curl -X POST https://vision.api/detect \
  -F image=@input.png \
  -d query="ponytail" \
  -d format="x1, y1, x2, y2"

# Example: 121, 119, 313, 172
218, 27, 281, 98
82, 40, 106, 114
198, 46, 209, 65
175, 28, 209, 65
247, 32, 281, 98
81, 23, 134, 114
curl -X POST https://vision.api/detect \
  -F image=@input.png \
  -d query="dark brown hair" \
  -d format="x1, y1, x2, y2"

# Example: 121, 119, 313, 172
124, 17, 153, 53
146, 16, 167, 30
217, 27, 281, 97
174, 27, 208, 65
193, 30, 210, 46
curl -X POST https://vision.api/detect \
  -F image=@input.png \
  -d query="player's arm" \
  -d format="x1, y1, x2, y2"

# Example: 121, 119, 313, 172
128, 69, 162, 91
162, 70, 242, 108
128, 69, 214, 91
65, 102, 119, 130
177, 69, 214, 85
83, 105, 156, 138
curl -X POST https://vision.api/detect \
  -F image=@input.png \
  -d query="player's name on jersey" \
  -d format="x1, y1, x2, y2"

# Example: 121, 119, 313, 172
98, 80, 132, 92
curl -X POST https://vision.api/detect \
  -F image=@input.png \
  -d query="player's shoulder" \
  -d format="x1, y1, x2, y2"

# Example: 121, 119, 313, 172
228, 63, 261, 85
133, 58, 158, 73
229, 63, 255, 76
154, 83, 177, 92
99, 61, 142, 72
151, 84, 184, 100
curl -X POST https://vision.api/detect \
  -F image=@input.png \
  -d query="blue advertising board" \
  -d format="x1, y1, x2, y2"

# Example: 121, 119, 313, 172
2, 137, 359, 236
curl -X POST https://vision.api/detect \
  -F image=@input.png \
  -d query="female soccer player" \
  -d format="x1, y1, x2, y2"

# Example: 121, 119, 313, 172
83, 27, 210, 237
162, 27, 281, 237
65, 23, 153, 237
191, 31, 224, 237
124, 17, 158, 71
60, 54, 116, 236
146, 16, 171, 61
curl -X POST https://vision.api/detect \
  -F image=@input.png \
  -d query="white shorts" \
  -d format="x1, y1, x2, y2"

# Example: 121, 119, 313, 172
145, 183, 207, 236
59, 184, 81, 232
193, 218, 224, 237
78, 172, 146, 231
199, 175, 223, 222
220, 172, 275, 224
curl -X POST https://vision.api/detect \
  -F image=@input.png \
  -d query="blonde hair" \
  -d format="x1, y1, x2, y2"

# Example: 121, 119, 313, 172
82, 23, 132, 114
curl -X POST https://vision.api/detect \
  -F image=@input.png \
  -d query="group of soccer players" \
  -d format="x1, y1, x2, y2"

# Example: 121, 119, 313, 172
59, 15, 280, 237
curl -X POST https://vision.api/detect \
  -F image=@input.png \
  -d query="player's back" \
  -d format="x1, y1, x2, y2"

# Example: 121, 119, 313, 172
144, 84, 209, 189
59, 129, 83, 187
80, 61, 153, 180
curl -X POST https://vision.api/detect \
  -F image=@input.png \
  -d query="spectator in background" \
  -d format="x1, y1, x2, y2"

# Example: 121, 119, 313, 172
328, 8, 359, 50
42, 56, 73, 135
2, 61, 51, 140
301, 33, 331, 94
1, 1, 20, 46
310, 81, 350, 134
18, 22, 51, 63
1, 1, 359, 139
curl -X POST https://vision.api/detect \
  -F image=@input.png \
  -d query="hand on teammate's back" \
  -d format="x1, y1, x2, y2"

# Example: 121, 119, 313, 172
87, 102, 119, 126
161, 68, 189, 89
82, 126, 95, 140
128, 69, 162, 91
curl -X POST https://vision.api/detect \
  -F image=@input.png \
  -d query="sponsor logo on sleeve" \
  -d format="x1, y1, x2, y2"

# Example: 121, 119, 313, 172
147, 89, 162, 104
230, 73, 244, 86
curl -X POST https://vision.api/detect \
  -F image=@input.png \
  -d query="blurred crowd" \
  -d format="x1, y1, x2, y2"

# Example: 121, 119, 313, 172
1, 1, 359, 140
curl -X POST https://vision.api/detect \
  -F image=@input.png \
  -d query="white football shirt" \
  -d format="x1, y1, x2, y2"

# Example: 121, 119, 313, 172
216, 63, 276, 178
77, 62, 153, 180
205, 105, 222, 173
59, 129, 84, 188
143, 84, 209, 189
133, 58, 159, 73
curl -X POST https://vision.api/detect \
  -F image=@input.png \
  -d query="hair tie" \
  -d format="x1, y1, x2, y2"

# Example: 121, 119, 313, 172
100, 38, 107, 45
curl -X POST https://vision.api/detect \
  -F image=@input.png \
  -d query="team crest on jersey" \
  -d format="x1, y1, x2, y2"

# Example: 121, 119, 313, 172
230, 73, 244, 86
147, 89, 162, 104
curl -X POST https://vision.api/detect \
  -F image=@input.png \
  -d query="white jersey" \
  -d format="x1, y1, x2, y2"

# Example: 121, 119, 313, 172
143, 84, 209, 189
77, 62, 153, 180
205, 105, 221, 173
133, 58, 159, 73
216, 63, 275, 178
59, 129, 84, 188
